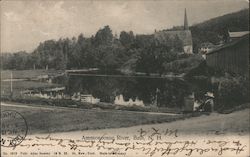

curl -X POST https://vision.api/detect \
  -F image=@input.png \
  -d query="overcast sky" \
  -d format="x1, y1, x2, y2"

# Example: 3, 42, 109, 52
1, 0, 249, 53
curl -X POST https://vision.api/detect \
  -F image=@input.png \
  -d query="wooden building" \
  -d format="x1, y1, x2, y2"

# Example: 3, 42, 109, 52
206, 33, 249, 78
228, 31, 249, 41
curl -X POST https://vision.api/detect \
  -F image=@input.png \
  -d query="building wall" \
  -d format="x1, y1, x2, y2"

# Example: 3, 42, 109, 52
184, 45, 193, 54
206, 36, 249, 77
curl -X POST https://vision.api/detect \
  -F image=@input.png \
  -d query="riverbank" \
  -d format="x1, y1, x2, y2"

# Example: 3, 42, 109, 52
1, 96, 182, 114
1, 70, 63, 97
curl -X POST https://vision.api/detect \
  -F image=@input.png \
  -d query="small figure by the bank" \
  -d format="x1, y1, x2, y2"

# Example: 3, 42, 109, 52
196, 92, 215, 112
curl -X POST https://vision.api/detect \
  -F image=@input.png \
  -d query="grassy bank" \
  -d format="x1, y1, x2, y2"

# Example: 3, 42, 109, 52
1, 70, 63, 97
1, 96, 182, 114
1, 81, 62, 97
1, 102, 203, 134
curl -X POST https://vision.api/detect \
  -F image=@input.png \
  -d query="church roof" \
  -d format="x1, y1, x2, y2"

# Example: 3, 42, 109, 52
154, 30, 193, 46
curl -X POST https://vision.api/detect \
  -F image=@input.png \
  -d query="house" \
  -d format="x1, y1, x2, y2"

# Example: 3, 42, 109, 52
199, 42, 216, 59
206, 33, 249, 78
80, 94, 100, 104
154, 9, 193, 54
71, 93, 100, 104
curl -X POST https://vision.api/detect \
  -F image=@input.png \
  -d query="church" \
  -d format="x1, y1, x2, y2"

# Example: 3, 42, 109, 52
154, 9, 193, 54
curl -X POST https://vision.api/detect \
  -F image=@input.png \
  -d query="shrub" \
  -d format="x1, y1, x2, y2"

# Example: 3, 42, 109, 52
216, 76, 249, 110
163, 54, 204, 74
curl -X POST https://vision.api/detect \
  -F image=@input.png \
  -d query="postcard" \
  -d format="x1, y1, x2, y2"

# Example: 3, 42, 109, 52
1, 0, 249, 156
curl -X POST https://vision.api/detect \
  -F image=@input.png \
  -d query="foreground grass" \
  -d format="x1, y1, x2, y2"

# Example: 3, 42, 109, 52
1, 102, 201, 135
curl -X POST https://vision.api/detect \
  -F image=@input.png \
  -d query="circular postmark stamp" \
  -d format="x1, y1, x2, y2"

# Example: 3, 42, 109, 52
1, 110, 28, 147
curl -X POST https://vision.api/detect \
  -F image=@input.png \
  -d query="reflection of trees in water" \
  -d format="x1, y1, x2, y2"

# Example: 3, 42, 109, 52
158, 80, 190, 108
187, 79, 214, 101
67, 76, 208, 108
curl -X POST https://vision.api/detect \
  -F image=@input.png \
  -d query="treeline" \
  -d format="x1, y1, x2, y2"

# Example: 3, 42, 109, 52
1, 52, 34, 70
2, 9, 248, 72
1, 25, 184, 73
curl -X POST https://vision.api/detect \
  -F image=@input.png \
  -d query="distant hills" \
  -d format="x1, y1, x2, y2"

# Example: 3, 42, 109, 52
189, 8, 249, 52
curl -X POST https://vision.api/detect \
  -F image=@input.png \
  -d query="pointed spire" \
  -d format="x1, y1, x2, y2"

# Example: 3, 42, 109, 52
184, 8, 189, 30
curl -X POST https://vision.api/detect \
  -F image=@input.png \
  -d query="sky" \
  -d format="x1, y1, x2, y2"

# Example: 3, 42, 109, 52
1, 0, 249, 53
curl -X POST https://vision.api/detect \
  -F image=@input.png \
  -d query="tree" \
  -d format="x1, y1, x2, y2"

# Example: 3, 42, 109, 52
172, 35, 184, 52
119, 31, 135, 48
94, 25, 113, 46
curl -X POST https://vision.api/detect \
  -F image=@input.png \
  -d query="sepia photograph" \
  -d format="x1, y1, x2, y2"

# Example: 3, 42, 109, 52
1, 0, 249, 156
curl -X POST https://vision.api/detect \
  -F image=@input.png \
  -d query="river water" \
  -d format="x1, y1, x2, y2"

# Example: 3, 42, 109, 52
65, 75, 214, 108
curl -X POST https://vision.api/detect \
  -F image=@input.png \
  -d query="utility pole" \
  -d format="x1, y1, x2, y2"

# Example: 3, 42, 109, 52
10, 71, 13, 98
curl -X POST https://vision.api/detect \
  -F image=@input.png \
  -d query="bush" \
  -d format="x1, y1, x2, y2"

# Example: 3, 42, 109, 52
216, 76, 249, 110
163, 54, 204, 74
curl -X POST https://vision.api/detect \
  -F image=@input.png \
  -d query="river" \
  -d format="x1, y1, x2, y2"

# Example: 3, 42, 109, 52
64, 74, 214, 108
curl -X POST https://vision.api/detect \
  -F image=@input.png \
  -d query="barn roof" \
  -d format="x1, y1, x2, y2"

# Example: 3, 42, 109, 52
207, 33, 249, 55
154, 30, 192, 46
229, 31, 249, 38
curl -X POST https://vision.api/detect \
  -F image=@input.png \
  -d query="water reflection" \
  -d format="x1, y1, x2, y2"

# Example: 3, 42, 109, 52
66, 76, 211, 108
114, 94, 144, 106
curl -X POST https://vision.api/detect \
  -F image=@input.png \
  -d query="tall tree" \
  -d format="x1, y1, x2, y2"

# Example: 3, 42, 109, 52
94, 25, 113, 46
119, 31, 135, 48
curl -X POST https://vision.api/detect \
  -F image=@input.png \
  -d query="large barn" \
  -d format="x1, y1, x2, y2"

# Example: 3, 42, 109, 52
154, 9, 193, 54
206, 33, 249, 78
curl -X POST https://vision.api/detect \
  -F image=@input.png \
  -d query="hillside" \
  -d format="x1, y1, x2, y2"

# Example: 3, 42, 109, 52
190, 9, 249, 53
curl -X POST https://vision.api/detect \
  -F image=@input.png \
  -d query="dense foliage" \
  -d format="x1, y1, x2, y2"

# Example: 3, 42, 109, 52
215, 76, 249, 110
1, 25, 183, 73
1, 9, 248, 73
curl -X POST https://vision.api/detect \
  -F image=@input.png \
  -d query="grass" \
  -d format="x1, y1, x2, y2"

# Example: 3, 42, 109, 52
1, 102, 201, 135
1, 69, 63, 80
1, 70, 63, 97
1, 80, 62, 97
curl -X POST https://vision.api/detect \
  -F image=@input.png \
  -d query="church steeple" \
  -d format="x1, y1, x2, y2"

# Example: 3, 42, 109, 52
184, 8, 189, 30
